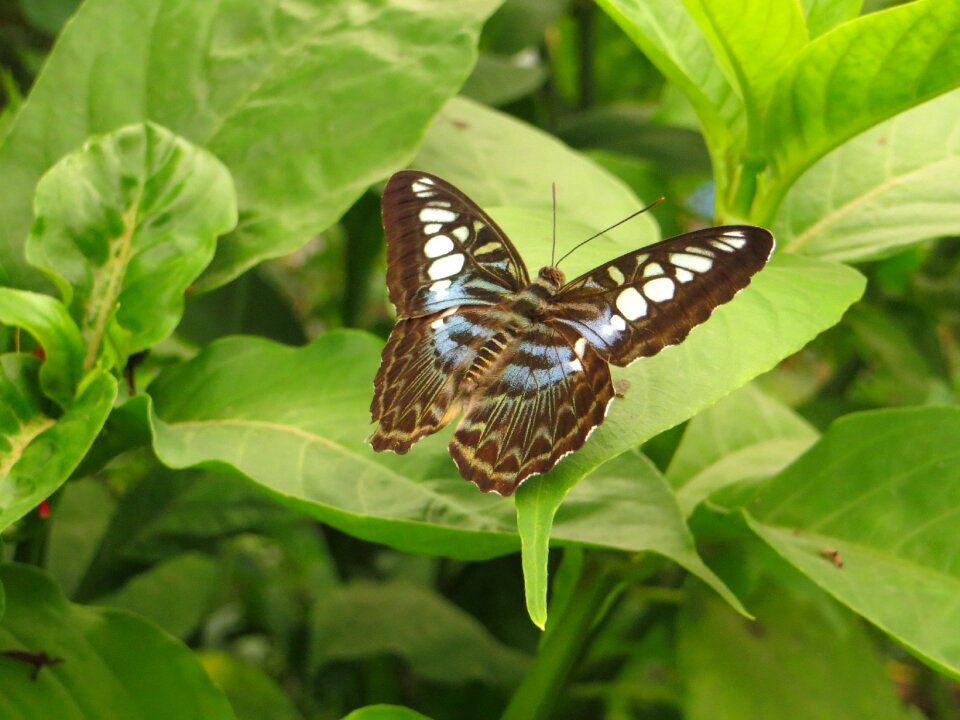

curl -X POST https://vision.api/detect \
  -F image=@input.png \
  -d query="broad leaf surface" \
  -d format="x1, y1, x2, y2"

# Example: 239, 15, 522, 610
199, 651, 305, 720
0, 0, 501, 292
775, 90, 960, 261
308, 580, 531, 686
0, 358, 116, 532
802, 0, 862, 38
414, 96, 659, 276
757, 0, 960, 223
684, 0, 807, 137
515, 254, 864, 625
0, 564, 236, 720
732, 407, 960, 677
26, 122, 236, 368
667, 384, 818, 516
0, 288, 83, 406
678, 582, 915, 720
596, 0, 745, 192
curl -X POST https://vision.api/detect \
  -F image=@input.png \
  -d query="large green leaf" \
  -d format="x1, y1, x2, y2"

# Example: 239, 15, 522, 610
0, 358, 116, 532
756, 0, 960, 223
0, 564, 236, 719
733, 407, 960, 677
667, 384, 818, 516
683, 0, 807, 148
514, 254, 864, 626
775, 90, 960, 262
596, 0, 745, 198
802, 0, 862, 38
341, 708, 434, 720
308, 580, 530, 685
678, 581, 915, 720
0, 288, 83, 406
0, 0, 501, 292
25, 122, 236, 369
414, 96, 659, 276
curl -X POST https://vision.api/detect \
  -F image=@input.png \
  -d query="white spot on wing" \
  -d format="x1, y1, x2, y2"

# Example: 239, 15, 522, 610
608, 266, 625, 284
724, 229, 746, 237
474, 241, 501, 255
420, 207, 457, 223
430, 279, 452, 299
431, 316, 445, 329
424, 235, 454, 258
418, 176, 435, 186
686, 246, 714, 257
568, 358, 583, 372
723, 234, 748, 248
424, 223, 442, 234
710, 239, 736, 252
574, 337, 587, 356
644, 277, 675, 302
616, 288, 648, 320
452, 225, 470, 242
643, 262, 663, 278
675, 268, 695, 283
429, 200, 452, 208
669, 252, 712, 273
428, 253, 465, 279
412, 182, 430, 193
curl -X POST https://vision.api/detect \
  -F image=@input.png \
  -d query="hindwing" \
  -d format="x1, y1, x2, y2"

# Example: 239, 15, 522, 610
382, 171, 530, 317
551, 226, 774, 366
449, 322, 615, 496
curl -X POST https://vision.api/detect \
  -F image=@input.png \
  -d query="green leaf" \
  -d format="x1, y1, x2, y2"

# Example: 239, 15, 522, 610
461, 53, 546, 107
340, 707, 434, 720
0, 288, 83, 406
667, 384, 818, 516
775, 90, 960, 262
198, 651, 305, 720
0, 0, 502, 292
414, 97, 659, 276
595, 0, 745, 198
756, 0, 960, 224
0, 359, 116, 532
515, 254, 864, 626
735, 407, 960, 678
97, 553, 220, 639
25, 122, 237, 369
683, 0, 807, 141
678, 581, 915, 720
0, 563, 236, 719
308, 580, 530, 685
802, 0, 862, 38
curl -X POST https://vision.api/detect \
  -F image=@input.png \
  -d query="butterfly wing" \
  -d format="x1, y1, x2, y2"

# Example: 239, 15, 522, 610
382, 171, 530, 318
551, 226, 774, 367
371, 306, 496, 453
448, 321, 615, 496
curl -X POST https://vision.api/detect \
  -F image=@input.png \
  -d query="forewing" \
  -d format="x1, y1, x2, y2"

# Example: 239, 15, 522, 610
449, 322, 615, 496
382, 171, 530, 317
370, 306, 496, 453
552, 226, 774, 366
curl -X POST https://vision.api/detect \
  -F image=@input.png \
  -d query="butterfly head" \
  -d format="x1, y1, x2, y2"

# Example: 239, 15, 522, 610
537, 266, 565, 291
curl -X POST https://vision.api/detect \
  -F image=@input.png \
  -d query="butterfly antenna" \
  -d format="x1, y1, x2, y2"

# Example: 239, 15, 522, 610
550, 181, 558, 267
555, 196, 665, 268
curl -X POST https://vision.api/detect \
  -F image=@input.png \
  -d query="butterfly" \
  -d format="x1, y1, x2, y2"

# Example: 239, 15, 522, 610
370, 171, 774, 496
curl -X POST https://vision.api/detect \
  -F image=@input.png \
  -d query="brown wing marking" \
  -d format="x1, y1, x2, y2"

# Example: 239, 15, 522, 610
448, 322, 614, 495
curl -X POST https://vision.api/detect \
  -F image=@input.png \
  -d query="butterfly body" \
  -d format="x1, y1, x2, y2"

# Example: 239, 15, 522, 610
372, 171, 774, 496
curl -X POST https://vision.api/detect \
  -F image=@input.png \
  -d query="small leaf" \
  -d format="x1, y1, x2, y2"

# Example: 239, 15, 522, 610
340, 707, 435, 720
775, 90, 960, 262
0, 359, 116, 532
678, 581, 914, 720
757, 0, 960, 222
26, 122, 237, 369
0, 563, 236, 719
308, 580, 530, 686
0, 288, 83, 406
734, 407, 960, 677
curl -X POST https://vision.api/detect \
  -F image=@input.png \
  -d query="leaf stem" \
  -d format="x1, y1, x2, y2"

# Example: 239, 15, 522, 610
500, 551, 623, 720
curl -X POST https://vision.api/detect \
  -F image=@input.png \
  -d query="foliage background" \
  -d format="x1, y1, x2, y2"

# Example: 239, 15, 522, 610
1, 0, 959, 719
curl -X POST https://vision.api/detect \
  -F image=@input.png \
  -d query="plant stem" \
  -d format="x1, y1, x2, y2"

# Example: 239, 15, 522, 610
500, 552, 622, 720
